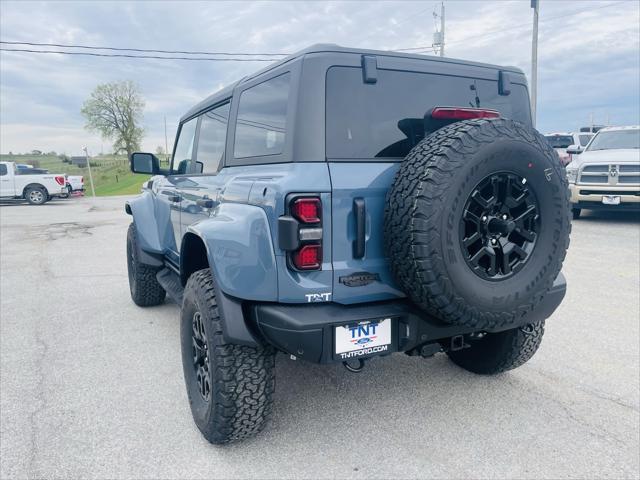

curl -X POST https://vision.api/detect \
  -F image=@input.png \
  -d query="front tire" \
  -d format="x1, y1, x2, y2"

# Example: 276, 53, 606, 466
126, 223, 165, 306
181, 269, 276, 444
446, 321, 545, 374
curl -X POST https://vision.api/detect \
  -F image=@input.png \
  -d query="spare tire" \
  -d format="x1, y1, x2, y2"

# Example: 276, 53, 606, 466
384, 118, 570, 330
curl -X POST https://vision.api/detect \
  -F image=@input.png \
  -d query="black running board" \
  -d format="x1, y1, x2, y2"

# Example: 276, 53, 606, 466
156, 268, 184, 305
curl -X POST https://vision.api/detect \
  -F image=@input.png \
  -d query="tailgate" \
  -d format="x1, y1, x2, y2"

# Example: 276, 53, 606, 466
328, 162, 405, 304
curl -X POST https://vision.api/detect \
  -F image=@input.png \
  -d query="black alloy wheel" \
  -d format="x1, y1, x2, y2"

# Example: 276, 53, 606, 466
460, 172, 540, 281
191, 311, 211, 402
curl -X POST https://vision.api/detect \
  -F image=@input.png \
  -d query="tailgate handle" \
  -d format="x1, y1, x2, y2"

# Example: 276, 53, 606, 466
353, 198, 366, 259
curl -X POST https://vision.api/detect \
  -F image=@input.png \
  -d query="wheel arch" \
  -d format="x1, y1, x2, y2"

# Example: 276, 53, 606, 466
22, 183, 47, 197
184, 203, 278, 301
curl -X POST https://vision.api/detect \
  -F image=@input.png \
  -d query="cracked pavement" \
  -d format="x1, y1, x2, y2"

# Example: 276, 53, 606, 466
1, 196, 638, 479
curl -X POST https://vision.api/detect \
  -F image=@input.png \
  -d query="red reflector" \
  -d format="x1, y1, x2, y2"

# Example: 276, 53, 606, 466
54, 176, 65, 186
292, 244, 321, 270
291, 198, 321, 223
431, 107, 500, 120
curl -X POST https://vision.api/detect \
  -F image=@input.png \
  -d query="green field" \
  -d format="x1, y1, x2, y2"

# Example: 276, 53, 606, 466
0, 153, 165, 196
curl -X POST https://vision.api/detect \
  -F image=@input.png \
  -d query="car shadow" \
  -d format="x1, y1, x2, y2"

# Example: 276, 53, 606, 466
576, 210, 640, 223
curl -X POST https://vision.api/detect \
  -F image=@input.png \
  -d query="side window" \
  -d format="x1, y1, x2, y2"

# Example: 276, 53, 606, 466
195, 102, 231, 174
172, 118, 198, 174
0, 164, 7, 176
234, 73, 290, 159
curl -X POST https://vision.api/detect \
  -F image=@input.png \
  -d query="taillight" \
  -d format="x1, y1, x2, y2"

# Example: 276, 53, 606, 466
431, 107, 500, 120
55, 176, 65, 186
292, 244, 322, 270
81, 176, 84, 184
291, 198, 321, 223
279, 195, 323, 271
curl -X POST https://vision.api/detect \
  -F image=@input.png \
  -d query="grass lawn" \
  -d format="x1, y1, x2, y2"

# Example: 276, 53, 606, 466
0, 154, 153, 196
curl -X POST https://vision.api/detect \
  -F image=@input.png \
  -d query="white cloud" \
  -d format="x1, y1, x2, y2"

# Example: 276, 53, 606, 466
0, 0, 638, 154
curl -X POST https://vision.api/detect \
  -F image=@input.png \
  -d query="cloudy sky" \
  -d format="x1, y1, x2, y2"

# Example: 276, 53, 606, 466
1, 0, 638, 156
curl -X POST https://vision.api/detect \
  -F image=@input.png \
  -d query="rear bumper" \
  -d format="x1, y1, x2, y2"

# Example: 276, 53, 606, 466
249, 273, 567, 364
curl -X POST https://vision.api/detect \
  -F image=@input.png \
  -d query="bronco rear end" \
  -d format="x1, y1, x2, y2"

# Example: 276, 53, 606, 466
126, 45, 570, 444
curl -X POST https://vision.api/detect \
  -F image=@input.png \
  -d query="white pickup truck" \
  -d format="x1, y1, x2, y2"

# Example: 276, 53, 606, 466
0, 161, 68, 205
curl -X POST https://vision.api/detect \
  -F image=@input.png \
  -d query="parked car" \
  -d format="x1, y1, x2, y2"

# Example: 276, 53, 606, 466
15, 164, 50, 174
65, 175, 84, 194
125, 44, 570, 444
544, 132, 593, 165
0, 161, 67, 204
566, 125, 640, 218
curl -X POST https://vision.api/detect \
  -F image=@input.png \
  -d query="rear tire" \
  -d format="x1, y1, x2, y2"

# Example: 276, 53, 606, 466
25, 186, 47, 205
572, 208, 581, 219
447, 321, 545, 374
126, 223, 166, 306
181, 269, 276, 444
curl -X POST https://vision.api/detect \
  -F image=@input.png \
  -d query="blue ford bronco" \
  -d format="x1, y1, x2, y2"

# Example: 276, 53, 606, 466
126, 45, 570, 444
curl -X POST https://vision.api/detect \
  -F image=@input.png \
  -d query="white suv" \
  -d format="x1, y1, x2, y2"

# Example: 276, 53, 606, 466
565, 126, 640, 218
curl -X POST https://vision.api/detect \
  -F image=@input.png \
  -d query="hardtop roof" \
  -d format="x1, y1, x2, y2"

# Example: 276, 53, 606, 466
180, 43, 525, 122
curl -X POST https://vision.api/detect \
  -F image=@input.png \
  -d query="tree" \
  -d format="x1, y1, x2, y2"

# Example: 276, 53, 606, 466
81, 80, 144, 159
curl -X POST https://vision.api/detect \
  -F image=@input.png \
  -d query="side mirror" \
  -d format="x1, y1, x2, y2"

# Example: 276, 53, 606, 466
566, 145, 583, 155
130, 152, 160, 174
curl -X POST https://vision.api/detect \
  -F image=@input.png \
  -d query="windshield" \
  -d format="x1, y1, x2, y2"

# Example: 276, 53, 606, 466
579, 134, 593, 146
587, 130, 640, 151
544, 135, 573, 149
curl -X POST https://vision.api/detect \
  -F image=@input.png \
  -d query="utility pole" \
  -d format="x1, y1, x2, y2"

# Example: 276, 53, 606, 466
440, 2, 445, 57
83, 146, 96, 200
164, 116, 169, 165
531, 0, 539, 127
433, 2, 445, 57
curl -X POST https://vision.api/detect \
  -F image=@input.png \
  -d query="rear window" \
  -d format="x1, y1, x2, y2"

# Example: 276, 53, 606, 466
326, 67, 531, 160
544, 135, 574, 148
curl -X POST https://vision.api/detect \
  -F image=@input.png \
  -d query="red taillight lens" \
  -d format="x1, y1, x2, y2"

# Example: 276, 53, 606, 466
81, 177, 84, 184
55, 176, 65, 186
291, 198, 321, 223
292, 244, 321, 270
431, 107, 501, 120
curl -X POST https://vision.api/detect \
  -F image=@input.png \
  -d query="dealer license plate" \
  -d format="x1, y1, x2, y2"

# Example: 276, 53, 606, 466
602, 195, 621, 205
335, 318, 391, 359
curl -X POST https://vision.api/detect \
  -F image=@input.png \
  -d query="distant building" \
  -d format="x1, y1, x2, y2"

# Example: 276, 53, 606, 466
70, 156, 88, 167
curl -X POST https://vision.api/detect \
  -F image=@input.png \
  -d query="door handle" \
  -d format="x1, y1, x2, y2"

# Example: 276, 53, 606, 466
352, 198, 366, 259
167, 194, 181, 203
196, 199, 215, 208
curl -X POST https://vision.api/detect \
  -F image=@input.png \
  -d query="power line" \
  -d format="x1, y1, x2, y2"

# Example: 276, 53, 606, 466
0, 40, 289, 56
0, 48, 278, 61
394, 0, 627, 52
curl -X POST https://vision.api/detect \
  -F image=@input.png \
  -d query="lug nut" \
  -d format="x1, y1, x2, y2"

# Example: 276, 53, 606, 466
482, 215, 488, 222
491, 238, 497, 245
502, 214, 508, 220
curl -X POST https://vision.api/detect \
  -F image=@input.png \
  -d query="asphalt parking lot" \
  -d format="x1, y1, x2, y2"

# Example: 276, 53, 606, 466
1, 196, 639, 479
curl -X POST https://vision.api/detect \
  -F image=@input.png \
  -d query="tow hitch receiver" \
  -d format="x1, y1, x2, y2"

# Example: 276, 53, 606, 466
343, 358, 366, 373
450, 335, 469, 352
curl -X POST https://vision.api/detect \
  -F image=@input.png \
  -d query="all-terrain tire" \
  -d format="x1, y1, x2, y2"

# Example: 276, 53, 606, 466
385, 118, 571, 330
25, 186, 48, 205
446, 321, 545, 374
126, 223, 166, 306
180, 268, 276, 444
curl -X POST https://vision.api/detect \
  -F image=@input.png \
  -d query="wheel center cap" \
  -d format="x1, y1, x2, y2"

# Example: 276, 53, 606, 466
487, 217, 516, 236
